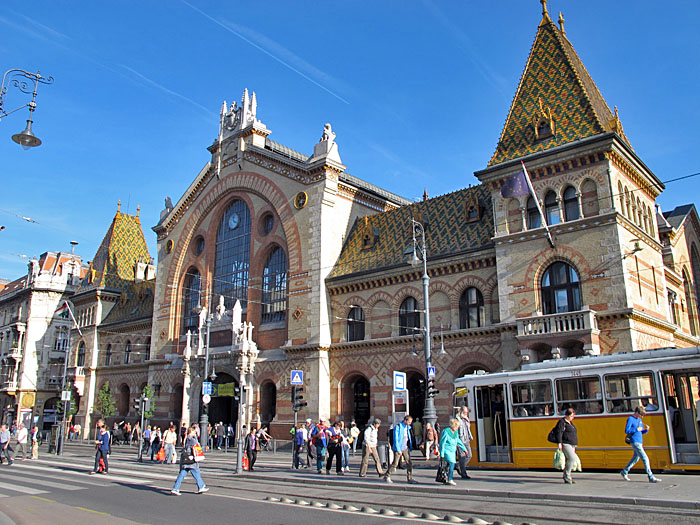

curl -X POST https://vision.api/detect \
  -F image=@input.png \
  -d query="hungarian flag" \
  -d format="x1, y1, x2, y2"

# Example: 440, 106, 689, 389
500, 170, 530, 198
55, 302, 69, 315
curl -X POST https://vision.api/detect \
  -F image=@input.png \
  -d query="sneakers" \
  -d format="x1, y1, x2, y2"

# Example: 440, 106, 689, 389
197, 486, 210, 494
407, 479, 418, 484
170, 490, 181, 496
89, 471, 96, 475
384, 477, 393, 483
620, 471, 630, 481
564, 478, 575, 484
650, 477, 662, 483
101, 471, 108, 475
447, 480, 457, 486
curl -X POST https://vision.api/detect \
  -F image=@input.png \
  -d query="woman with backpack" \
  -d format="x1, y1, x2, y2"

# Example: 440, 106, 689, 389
552, 408, 578, 484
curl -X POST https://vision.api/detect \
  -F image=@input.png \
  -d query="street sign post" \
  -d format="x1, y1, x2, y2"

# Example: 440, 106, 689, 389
202, 394, 211, 405
427, 366, 436, 378
393, 371, 406, 391
290, 370, 304, 385
202, 382, 213, 395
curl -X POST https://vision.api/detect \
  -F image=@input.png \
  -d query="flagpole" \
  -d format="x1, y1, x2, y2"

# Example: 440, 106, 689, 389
521, 161, 555, 248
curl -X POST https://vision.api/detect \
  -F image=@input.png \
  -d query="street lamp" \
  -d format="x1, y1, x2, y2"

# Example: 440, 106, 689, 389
408, 217, 438, 430
0, 68, 53, 149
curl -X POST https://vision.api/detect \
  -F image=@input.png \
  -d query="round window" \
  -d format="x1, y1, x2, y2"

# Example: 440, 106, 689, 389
261, 214, 274, 236
165, 239, 174, 254
193, 235, 205, 256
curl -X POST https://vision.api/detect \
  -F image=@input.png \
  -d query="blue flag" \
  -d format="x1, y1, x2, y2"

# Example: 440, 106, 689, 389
500, 170, 530, 198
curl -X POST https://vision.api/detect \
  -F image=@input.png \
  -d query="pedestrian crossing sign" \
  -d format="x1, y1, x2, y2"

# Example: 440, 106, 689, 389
290, 370, 304, 385
428, 366, 436, 378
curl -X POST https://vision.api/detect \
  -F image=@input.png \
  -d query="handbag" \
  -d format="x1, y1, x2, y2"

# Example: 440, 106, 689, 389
193, 443, 205, 462
242, 454, 249, 471
435, 459, 448, 484
624, 434, 633, 444
156, 446, 165, 462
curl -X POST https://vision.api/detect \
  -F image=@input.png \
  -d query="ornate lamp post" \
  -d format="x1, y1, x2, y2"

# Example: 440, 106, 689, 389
0, 69, 53, 149
194, 304, 213, 449
408, 217, 437, 430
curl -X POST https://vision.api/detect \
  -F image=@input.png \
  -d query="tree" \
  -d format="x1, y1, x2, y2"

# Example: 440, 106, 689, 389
140, 384, 156, 420
94, 381, 116, 419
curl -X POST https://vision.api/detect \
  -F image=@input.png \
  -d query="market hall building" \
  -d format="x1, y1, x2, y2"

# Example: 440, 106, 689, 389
26, 2, 698, 437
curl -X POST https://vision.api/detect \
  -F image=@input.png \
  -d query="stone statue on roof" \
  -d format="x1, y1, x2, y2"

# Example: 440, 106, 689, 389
320, 123, 336, 142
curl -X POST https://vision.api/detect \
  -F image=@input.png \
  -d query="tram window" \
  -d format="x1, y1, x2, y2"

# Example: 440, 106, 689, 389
604, 373, 658, 413
511, 381, 553, 417
555, 376, 603, 415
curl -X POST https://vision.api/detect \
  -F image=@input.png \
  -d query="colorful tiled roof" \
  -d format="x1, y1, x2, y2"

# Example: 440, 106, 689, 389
101, 280, 155, 326
329, 185, 493, 279
80, 210, 151, 292
488, 11, 630, 167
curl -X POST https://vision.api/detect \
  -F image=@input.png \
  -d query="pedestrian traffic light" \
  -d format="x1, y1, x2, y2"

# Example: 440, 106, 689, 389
234, 385, 241, 401
292, 385, 307, 412
133, 397, 142, 411
143, 398, 151, 412
427, 378, 439, 398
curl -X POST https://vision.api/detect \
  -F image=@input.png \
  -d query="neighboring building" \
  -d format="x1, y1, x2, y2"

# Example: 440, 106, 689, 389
69, 2, 700, 437
0, 251, 87, 428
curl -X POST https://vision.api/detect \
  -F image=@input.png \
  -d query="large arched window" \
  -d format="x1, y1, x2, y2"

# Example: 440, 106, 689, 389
77, 341, 86, 367
544, 191, 560, 225
527, 196, 541, 229
124, 341, 132, 364
347, 306, 365, 342
541, 262, 582, 314
459, 287, 484, 328
563, 186, 579, 222
261, 247, 287, 324
399, 297, 421, 336
182, 268, 201, 334
214, 200, 252, 310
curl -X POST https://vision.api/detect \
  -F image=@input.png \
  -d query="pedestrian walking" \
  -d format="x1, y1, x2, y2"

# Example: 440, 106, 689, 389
325, 421, 344, 475
310, 417, 328, 473
349, 420, 360, 456
0, 424, 13, 465
292, 423, 307, 469
163, 424, 178, 464
170, 425, 209, 495
30, 426, 39, 459
412, 418, 423, 450
15, 423, 28, 461
620, 406, 661, 483
244, 427, 259, 471
305, 419, 316, 468
215, 422, 225, 450
439, 418, 467, 485
150, 427, 162, 461
383, 415, 418, 484
359, 418, 383, 477
423, 422, 437, 460
456, 407, 474, 479
553, 408, 578, 484
90, 425, 110, 475
340, 420, 351, 472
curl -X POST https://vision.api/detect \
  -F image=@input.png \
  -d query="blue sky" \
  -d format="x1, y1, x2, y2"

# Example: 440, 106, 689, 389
1, 1, 698, 279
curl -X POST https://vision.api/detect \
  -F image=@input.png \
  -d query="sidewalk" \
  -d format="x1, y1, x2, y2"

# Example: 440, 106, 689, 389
61, 442, 700, 511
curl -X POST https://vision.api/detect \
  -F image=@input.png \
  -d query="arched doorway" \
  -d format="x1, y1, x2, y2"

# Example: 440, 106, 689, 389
406, 371, 425, 421
171, 385, 184, 421
42, 397, 59, 431
260, 381, 277, 427
352, 376, 370, 428
118, 384, 130, 417
204, 372, 239, 429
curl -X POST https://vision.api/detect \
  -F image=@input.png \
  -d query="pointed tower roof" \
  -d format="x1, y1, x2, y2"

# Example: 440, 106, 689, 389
488, 0, 631, 167
80, 203, 151, 292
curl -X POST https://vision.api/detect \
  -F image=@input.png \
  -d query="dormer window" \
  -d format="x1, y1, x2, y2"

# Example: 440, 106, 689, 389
532, 98, 555, 142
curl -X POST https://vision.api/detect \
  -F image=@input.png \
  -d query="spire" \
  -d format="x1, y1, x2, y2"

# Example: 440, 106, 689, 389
117, 200, 121, 213
488, 6, 631, 167
558, 11, 566, 35
423, 188, 429, 201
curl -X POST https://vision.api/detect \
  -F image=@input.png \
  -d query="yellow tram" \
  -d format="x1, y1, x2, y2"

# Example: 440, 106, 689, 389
453, 347, 700, 471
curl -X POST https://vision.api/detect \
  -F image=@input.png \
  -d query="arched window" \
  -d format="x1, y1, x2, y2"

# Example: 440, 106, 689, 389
399, 297, 421, 336
260, 381, 277, 425
683, 270, 697, 336
124, 341, 131, 364
618, 182, 624, 214
261, 247, 287, 324
563, 186, 579, 221
347, 306, 365, 342
77, 341, 86, 367
541, 262, 582, 314
182, 268, 201, 334
214, 200, 252, 310
104, 344, 112, 366
527, 196, 541, 229
459, 287, 484, 328
544, 191, 560, 225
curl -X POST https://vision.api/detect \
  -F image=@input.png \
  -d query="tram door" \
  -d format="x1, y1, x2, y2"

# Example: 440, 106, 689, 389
474, 384, 511, 463
661, 371, 700, 464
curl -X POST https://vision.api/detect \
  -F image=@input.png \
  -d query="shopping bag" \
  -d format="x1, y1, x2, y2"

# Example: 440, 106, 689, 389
242, 454, 249, 471
193, 443, 205, 462
553, 449, 565, 471
156, 447, 165, 462
572, 453, 582, 472
435, 459, 448, 484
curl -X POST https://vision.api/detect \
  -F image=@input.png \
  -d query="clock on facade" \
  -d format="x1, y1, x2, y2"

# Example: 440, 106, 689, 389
228, 212, 240, 230
294, 191, 308, 209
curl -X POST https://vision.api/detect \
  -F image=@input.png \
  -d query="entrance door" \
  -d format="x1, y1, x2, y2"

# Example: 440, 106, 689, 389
474, 384, 510, 463
662, 371, 700, 464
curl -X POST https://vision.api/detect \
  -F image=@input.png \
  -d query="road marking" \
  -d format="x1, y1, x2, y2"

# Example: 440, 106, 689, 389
0, 482, 48, 495
0, 473, 86, 491
30, 496, 55, 502
74, 506, 110, 516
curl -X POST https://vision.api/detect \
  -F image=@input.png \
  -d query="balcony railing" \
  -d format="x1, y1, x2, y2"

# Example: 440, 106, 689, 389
67, 366, 85, 379
0, 379, 17, 391
517, 309, 598, 337
7, 346, 22, 359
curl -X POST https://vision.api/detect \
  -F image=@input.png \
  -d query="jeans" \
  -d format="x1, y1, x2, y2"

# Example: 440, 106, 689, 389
445, 460, 456, 482
315, 444, 326, 472
216, 436, 223, 449
94, 449, 109, 472
172, 467, 204, 492
621, 442, 654, 479
351, 439, 358, 456
165, 443, 176, 464
342, 445, 350, 469
293, 444, 306, 468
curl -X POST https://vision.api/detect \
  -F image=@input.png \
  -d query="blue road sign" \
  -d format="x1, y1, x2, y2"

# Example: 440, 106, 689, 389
290, 370, 304, 385
393, 371, 407, 391
202, 382, 213, 395
427, 366, 436, 378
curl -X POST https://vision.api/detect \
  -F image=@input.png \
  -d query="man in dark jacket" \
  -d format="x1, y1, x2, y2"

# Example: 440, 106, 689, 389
244, 427, 258, 471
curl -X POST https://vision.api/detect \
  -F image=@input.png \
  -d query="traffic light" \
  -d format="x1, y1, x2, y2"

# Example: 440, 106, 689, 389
292, 385, 307, 412
133, 397, 142, 411
234, 385, 241, 401
143, 398, 151, 412
427, 378, 440, 398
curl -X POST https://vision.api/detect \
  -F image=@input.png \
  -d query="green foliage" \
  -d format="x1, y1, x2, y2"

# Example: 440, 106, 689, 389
94, 381, 116, 419
141, 384, 155, 419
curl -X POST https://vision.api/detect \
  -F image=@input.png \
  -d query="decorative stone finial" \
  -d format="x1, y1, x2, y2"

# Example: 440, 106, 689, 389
423, 188, 429, 201
136, 205, 140, 218
558, 11, 566, 34
117, 200, 121, 213
539, 0, 551, 26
